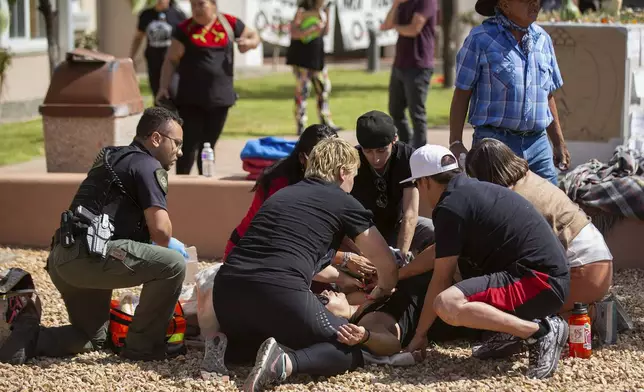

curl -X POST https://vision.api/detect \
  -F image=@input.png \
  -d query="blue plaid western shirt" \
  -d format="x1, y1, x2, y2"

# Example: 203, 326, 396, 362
455, 19, 564, 132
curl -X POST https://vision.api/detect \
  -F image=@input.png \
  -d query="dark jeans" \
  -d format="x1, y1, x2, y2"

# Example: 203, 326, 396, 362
176, 105, 230, 175
388, 67, 433, 148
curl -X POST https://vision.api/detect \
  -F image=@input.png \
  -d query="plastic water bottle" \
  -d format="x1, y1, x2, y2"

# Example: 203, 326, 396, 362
201, 142, 215, 177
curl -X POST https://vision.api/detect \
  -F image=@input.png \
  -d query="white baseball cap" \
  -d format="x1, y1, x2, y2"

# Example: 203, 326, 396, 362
400, 144, 460, 184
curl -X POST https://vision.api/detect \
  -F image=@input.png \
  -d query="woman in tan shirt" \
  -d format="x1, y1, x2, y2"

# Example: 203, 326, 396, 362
465, 138, 613, 315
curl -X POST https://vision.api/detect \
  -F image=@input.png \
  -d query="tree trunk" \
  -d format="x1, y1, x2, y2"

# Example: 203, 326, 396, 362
38, 0, 58, 77
441, 0, 455, 88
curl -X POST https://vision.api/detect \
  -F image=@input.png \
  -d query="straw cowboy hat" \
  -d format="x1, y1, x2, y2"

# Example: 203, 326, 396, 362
475, 0, 499, 16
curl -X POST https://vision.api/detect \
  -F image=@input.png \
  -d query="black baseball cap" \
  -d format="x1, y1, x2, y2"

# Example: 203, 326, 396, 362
356, 110, 397, 149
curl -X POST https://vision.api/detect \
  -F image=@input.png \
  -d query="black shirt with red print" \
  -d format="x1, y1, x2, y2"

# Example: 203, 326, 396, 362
173, 15, 246, 108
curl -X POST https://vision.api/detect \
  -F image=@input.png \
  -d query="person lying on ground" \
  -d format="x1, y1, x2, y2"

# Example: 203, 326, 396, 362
321, 271, 480, 359
402, 145, 570, 380
211, 137, 399, 392
199, 269, 478, 379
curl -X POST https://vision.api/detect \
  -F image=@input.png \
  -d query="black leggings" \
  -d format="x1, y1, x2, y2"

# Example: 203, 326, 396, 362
175, 105, 229, 175
213, 275, 364, 376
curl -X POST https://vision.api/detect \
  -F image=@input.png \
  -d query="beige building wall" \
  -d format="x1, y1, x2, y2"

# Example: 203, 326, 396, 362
1, 0, 99, 120
76, 0, 97, 33
1, 53, 50, 104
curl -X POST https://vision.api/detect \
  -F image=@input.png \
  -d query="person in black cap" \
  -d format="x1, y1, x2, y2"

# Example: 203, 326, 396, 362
349, 110, 435, 267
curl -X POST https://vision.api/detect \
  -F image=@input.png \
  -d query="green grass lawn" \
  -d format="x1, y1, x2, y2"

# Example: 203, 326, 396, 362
0, 119, 44, 166
0, 69, 452, 166
216, 69, 450, 138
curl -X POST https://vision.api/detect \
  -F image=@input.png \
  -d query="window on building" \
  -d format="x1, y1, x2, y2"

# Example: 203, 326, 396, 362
9, 0, 48, 40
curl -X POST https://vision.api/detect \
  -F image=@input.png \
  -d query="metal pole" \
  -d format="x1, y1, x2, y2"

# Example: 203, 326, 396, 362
367, 27, 380, 73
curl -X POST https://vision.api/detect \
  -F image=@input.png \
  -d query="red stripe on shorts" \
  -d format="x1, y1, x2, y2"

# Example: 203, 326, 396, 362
466, 271, 553, 313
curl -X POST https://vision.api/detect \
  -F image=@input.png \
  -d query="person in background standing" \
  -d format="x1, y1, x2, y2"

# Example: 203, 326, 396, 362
448, 0, 570, 185
130, 0, 187, 99
380, 0, 439, 149
286, 0, 342, 135
157, 0, 261, 175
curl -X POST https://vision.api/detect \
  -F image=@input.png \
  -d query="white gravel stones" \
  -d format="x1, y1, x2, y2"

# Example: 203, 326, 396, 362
1, 247, 644, 392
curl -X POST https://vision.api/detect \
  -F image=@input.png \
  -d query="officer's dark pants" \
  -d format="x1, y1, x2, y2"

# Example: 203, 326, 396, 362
37, 239, 185, 359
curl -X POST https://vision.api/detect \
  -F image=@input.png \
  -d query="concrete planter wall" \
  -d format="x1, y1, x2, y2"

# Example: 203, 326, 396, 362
539, 22, 644, 167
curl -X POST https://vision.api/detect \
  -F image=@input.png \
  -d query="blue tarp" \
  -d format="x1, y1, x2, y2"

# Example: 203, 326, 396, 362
240, 137, 297, 160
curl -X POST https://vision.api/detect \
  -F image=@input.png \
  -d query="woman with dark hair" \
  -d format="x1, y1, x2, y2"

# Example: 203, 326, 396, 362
157, 0, 261, 175
130, 0, 187, 99
223, 124, 338, 260
286, 0, 341, 135
465, 138, 613, 315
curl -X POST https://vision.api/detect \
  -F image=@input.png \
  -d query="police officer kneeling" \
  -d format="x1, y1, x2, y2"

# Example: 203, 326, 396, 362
9, 107, 186, 362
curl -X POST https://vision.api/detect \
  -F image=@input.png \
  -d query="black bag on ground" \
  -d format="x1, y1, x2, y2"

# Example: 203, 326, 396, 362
0, 267, 42, 364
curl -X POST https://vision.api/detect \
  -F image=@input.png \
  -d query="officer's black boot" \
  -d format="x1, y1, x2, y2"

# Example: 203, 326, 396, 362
0, 300, 41, 364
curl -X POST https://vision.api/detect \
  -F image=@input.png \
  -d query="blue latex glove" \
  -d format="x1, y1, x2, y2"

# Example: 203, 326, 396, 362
153, 237, 189, 259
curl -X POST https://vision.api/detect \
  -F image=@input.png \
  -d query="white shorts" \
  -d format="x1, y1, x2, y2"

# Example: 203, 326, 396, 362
567, 223, 613, 268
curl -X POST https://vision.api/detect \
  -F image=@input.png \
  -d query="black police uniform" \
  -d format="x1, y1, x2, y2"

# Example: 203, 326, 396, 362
36, 140, 186, 360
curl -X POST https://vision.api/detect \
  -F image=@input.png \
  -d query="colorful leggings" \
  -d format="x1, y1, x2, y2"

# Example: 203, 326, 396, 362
293, 66, 336, 135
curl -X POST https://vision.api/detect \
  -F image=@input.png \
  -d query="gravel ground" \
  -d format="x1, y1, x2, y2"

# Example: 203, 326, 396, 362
1, 247, 644, 392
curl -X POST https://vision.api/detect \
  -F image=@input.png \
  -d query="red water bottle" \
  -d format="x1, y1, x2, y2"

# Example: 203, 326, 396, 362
568, 302, 592, 358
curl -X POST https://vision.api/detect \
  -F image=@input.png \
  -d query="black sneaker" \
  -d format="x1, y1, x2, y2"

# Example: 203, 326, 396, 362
201, 333, 229, 376
472, 332, 525, 359
525, 316, 568, 379
243, 337, 288, 392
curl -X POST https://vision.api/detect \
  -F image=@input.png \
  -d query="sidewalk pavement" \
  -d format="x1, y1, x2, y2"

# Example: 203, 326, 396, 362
0, 126, 473, 178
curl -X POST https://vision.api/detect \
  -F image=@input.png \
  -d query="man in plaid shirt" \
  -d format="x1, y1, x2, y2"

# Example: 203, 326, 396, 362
449, 0, 570, 185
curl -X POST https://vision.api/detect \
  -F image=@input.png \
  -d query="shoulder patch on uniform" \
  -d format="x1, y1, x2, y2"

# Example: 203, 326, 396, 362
155, 168, 169, 194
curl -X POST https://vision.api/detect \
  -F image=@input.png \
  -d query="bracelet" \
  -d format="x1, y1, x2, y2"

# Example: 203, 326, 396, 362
449, 140, 463, 148
341, 252, 352, 268
360, 329, 371, 344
